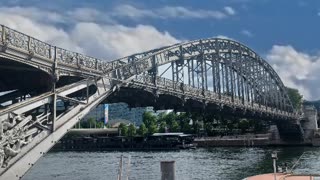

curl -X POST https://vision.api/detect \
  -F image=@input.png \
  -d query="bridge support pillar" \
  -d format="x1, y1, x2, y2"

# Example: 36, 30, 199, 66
302, 105, 318, 142
52, 93, 57, 131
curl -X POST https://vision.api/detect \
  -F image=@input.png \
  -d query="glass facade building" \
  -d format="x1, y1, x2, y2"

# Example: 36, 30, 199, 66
82, 103, 154, 126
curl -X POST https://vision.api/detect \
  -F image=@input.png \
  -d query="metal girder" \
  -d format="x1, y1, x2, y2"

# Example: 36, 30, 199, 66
0, 75, 112, 179
111, 38, 294, 113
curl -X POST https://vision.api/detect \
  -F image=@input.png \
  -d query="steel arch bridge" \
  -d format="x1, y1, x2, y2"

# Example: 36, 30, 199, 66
0, 25, 302, 179
109, 38, 294, 112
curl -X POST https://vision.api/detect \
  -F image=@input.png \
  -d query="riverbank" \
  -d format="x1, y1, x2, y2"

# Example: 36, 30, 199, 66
53, 130, 196, 151
194, 134, 270, 147
53, 129, 318, 151
194, 135, 312, 147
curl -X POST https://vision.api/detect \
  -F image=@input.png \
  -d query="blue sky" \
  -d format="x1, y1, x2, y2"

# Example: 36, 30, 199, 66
0, 0, 320, 100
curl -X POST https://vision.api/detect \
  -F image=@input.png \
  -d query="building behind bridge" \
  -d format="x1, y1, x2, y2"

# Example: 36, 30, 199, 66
81, 103, 171, 126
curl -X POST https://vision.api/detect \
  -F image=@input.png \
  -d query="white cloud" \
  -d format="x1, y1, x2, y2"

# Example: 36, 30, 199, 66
240, 29, 253, 37
317, 11, 320, 16
0, 6, 66, 24
215, 35, 234, 40
113, 4, 235, 20
112, 5, 157, 19
159, 6, 227, 19
70, 23, 179, 59
266, 45, 320, 100
0, 6, 180, 60
0, 10, 84, 53
224, 6, 236, 15
67, 8, 116, 24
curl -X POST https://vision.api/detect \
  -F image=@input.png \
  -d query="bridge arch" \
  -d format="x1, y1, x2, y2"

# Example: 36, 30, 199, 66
110, 38, 294, 113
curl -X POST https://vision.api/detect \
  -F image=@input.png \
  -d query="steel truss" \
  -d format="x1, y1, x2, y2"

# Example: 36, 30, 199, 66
112, 39, 294, 113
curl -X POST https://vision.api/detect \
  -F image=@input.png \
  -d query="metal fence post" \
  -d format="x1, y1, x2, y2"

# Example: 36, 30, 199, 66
1, 25, 5, 43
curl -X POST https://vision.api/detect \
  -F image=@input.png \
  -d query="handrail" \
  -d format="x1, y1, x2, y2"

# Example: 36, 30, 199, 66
0, 25, 112, 73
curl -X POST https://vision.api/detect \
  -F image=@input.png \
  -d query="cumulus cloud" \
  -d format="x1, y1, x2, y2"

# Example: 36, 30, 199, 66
224, 6, 236, 15
112, 5, 157, 19
0, 6, 180, 60
215, 35, 234, 40
266, 45, 320, 100
113, 4, 235, 20
0, 6, 66, 24
240, 29, 253, 37
66, 8, 116, 24
70, 23, 179, 59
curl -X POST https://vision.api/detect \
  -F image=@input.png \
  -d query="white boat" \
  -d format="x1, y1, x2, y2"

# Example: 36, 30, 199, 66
243, 152, 320, 180
244, 173, 319, 180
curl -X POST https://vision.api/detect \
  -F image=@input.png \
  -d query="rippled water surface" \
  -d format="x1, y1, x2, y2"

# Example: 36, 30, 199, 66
23, 147, 320, 180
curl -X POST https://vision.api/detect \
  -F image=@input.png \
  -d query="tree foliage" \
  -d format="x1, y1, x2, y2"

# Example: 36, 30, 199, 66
238, 119, 249, 133
177, 113, 193, 133
137, 123, 148, 136
118, 123, 128, 136
286, 87, 303, 110
79, 117, 105, 129
159, 121, 167, 133
138, 110, 269, 137
143, 112, 158, 134
128, 124, 136, 137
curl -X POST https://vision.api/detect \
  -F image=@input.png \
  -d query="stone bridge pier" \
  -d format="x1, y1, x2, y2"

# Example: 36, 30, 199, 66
301, 105, 320, 145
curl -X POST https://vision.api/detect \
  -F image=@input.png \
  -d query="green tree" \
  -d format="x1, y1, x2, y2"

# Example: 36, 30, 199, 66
87, 118, 97, 128
159, 121, 167, 133
143, 112, 158, 134
96, 121, 105, 128
171, 120, 179, 132
190, 112, 203, 135
80, 120, 88, 128
177, 113, 193, 134
160, 112, 179, 132
157, 112, 167, 123
238, 119, 250, 133
204, 121, 216, 136
128, 124, 136, 137
286, 87, 303, 110
148, 123, 158, 134
118, 123, 128, 136
250, 119, 268, 133
137, 123, 148, 136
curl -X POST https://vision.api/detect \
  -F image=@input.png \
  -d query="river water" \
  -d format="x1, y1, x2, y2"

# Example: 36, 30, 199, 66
23, 147, 320, 180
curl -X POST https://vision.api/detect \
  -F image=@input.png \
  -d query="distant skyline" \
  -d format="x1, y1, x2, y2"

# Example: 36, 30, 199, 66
0, 0, 319, 100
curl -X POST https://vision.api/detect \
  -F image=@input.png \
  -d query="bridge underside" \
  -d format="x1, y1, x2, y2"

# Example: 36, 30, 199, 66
105, 86, 303, 140
0, 57, 52, 96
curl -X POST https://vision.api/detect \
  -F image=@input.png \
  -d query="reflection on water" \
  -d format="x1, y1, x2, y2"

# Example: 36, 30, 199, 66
23, 147, 320, 180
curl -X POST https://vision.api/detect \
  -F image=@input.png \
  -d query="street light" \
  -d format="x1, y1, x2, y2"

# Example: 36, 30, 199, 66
271, 151, 278, 180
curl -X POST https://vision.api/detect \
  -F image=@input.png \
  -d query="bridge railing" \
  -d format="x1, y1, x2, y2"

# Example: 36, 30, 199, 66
0, 25, 113, 73
132, 75, 296, 118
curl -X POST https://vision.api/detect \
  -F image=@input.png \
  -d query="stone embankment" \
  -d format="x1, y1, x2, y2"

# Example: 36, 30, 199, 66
194, 134, 270, 147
